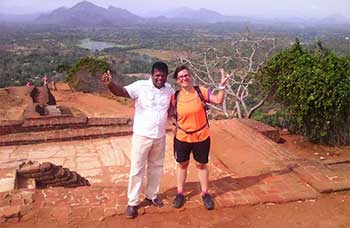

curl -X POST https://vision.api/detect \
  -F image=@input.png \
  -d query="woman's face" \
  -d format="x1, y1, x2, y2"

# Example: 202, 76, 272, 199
176, 69, 192, 88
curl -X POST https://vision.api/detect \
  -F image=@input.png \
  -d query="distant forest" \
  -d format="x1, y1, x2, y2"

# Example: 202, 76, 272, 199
0, 21, 349, 88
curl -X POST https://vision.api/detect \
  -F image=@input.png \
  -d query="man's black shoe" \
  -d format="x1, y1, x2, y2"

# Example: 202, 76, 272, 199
145, 197, 164, 207
125, 205, 138, 218
173, 194, 185, 208
202, 193, 214, 210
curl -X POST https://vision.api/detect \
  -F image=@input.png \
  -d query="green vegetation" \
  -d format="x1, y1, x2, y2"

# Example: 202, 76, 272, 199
65, 57, 111, 92
1, 23, 349, 146
256, 39, 350, 145
65, 56, 140, 93
66, 57, 110, 82
0, 48, 87, 87
1, 23, 349, 88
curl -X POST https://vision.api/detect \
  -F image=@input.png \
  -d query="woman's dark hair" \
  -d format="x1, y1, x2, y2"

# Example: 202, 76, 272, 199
151, 61, 168, 75
173, 65, 190, 79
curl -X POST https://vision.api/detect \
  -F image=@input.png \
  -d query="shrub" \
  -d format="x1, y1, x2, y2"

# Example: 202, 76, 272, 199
65, 57, 111, 92
256, 39, 350, 145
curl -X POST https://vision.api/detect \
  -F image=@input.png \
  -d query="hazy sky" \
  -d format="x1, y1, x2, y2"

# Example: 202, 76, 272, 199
0, 0, 349, 18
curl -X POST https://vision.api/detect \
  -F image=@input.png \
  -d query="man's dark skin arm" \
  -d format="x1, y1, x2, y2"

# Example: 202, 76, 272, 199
101, 70, 131, 98
167, 101, 174, 118
167, 101, 177, 135
107, 81, 130, 98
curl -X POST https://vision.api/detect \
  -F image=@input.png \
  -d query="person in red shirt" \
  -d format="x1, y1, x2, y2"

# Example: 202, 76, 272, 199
171, 65, 230, 210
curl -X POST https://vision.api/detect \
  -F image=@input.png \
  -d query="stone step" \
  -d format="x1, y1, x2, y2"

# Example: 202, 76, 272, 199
238, 118, 281, 143
45, 105, 62, 115
0, 168, 17, 193
292, 160, 350, 193
0, 125, 133, 146
0, 116, 132, 135
210, 119, 298, 177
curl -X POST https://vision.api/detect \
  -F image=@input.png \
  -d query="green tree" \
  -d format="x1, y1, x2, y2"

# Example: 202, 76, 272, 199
256, 39, 350, 145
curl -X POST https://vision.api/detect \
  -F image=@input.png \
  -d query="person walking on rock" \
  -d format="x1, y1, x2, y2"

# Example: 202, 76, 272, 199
101, 62, 174, 218
171, 65, 230, 210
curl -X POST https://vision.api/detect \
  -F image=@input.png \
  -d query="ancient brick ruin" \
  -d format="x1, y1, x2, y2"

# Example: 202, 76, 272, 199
5, 85, 58, 118
0, 86, 133, 146
0, 160, 91, 222
16, 161, 90, 189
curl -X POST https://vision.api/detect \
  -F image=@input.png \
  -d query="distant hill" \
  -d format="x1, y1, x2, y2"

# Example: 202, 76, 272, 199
317, 14, 350, 26
36, 1, 142, 26
36, 2, 247, 25
146, 7, 247, 23
1, 1, 349, 26
34, 1, 247, 25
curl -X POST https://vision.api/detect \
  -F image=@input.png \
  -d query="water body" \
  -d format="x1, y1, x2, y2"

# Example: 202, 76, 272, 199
77, 38, 130, 51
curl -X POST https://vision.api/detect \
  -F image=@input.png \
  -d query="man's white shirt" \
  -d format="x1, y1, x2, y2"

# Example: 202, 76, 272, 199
125, 78, 174, 139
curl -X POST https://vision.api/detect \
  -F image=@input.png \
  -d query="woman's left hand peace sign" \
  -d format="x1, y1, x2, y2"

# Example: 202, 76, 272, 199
219, 68, 231, 87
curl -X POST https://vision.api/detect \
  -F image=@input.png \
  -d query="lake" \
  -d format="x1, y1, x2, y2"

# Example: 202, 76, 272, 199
77, 38, 130, 51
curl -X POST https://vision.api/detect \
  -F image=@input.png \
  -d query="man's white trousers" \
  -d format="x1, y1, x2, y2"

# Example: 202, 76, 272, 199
127, 134, 166, 206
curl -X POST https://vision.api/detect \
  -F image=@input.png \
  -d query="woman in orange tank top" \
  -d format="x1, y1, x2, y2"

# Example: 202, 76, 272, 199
171, 65, 230, 210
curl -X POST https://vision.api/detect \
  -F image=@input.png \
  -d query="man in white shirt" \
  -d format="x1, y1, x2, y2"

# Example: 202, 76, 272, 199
101, 62, 174, 218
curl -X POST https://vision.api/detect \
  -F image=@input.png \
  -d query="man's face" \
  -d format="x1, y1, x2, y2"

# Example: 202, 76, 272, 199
152, 69, 168, 89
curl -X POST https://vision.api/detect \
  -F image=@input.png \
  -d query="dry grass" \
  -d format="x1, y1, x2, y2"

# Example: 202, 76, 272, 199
127, 49, 190, 61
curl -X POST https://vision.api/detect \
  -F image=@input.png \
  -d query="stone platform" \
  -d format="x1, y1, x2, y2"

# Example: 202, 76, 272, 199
0, 119, 349, 224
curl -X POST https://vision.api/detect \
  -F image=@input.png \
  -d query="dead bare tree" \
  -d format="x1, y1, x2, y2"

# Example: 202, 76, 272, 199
179, 36, 276, 119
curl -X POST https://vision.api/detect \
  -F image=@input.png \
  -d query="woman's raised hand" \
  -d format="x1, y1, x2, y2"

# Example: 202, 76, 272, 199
219, 68, 231, 87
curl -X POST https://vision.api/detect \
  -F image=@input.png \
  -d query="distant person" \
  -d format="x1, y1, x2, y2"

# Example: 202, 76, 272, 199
42, 75, 49, 86
101, 62, 174, 219
26, 81, 32, 86
171, 65, 230, 210
42, 74, 57, 91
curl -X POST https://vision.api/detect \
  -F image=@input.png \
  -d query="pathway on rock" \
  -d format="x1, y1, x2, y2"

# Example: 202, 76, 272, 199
1, 118, 349, 224
210, 120, 298, 177
51, 83, 134, 118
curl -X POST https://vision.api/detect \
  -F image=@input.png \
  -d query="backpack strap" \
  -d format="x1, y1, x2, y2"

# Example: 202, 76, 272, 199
174, 90, 180, 128
193, 86, 210, 128
173, 86, 210, 134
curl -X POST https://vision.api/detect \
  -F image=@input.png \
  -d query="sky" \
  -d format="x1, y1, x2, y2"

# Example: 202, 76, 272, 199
0, 0, 349, 18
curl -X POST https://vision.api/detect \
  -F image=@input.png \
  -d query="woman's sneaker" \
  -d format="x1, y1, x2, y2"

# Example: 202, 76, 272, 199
173, 193, 185, 208
202, 193, 214, 210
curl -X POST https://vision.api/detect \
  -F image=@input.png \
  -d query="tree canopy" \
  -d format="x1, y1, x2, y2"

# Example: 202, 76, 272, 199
256, 39, 350, 145
65, 57, 111, 92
